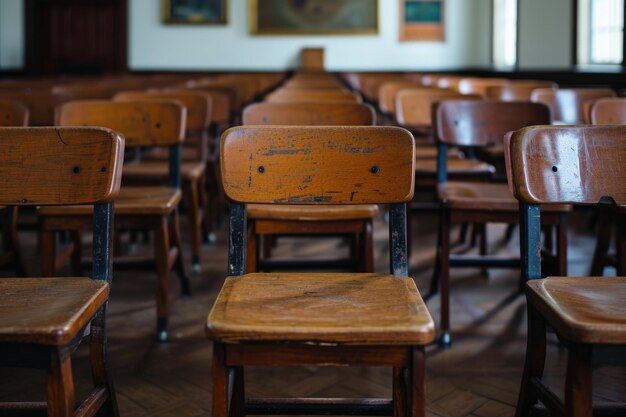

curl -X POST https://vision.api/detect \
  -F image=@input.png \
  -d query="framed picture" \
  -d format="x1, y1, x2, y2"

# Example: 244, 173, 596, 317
399, 0, 445, 41
249, 0, 378, 35
163, 0, 227, 24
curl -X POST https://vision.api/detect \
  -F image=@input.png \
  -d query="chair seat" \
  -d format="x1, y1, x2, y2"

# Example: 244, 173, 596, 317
0, 277, 109, 345
247, 204, 379, 221
206, 273, 435, 345
123, 161, 205, 182
439, 182, 571, 212
415, 159, 495, 176
38, 187, 182, 216
526, 277, 626, 344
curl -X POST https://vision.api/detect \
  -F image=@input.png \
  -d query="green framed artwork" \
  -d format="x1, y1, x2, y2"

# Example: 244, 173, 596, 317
399, 0, 445, 41
163, 0, 227, 24
249, 0, 378, 35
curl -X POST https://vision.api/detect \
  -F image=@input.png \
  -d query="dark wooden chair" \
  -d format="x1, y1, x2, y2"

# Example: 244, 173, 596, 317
531, 88, 616, 124
485, 81, 557, 102
208, 125, 434, 417
433, 100, 570, 346
266, 89, 361, 103
38, 100, 190, 342
0, 126, 124, 417
241, 102, 378, 272
588, 98, 626, 276
508, 124, 626, 417
114, 90, 212, 273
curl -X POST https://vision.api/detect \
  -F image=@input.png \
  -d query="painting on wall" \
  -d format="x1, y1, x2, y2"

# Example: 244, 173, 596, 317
163, 0, 227, 24
249, 0, 378, 35
399, 0, 445, 41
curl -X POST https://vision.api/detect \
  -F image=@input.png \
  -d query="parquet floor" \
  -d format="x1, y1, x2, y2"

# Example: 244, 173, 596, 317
1, 207, 624, 416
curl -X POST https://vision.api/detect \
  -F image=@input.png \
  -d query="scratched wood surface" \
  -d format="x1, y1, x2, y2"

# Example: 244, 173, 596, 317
220, 126, 415, 204
57, 100, 186, 147
1, 208, 624, 416
0, 127, 124, 205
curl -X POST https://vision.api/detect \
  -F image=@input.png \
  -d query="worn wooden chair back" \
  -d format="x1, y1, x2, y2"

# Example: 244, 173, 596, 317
266, 89, 362, 103
0, 126, 124, 417
378, 80, 421, 115
508, 125, 626, 417
485, 81, 557, 102
532, 88, 616, 123
590, 97, 626, 125
0, 99, 29, 126
243, 102, 375, 126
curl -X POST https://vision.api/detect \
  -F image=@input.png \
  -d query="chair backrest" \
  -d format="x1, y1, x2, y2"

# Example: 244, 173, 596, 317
590, 98, 626, 125
395, 88, 481, 128
532, 88, 616, 124
0, 91, 73, 126
178, 87, 231, 125
220, 126, 415, 276
378, 81, 421, 114
0, 100, 29, 126
0, 127, 125, 282
458, 77, 510, 97
242, 102, 375, 126
507, 125, 626, 279
486, 81, 557, 102
434, 100, 551, 147
265, 90, 362, 103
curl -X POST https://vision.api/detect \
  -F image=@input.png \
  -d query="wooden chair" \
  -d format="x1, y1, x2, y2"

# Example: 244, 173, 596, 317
588, 98, 626, 276
38, 100, 190, 342
0, 126, 124, 417
265, 89, 362, 103
0, 100, 29, 276
433, 100, 570, 346
485, 81, 557, 102
457, 77, 510, 97
508, 124, 626, 417
241, 102, 378, 272
0, 91, 73, 126
531, 88, 616, 124
377, 80, 421, 119
208, 125, 434, 417
114, 90, 212, 272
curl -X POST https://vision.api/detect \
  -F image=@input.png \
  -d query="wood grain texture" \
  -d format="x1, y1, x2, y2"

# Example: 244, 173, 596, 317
0, 127, 124, 205
509, 125, 626, 205
114, 90, 212, 131
57, 100, 185, 148
206, 273, 434, 345
242, 102, 375, 126
526, 277, 626, 344
247, 204, 379, 220
590, 98, 626, 125
221, 126, 415, 204
395, 88, 480, 128
0, 100, 29, 126
434, 100, 551, 147
0, 277, 108, 345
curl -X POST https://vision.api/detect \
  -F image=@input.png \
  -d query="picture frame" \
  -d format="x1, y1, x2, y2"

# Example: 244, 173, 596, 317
249, 0, 378, 35
399, 0, 445, 41
163, 0, 227, 24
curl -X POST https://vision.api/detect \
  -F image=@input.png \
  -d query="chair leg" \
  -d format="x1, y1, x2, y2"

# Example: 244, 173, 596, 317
70, 230, 82, 276
564, 344, 592, 417
212, 343, 229, 417
410, 346, 426, 417
590, 208, 613, 276
170, 211, 191, 297
556, 215, 568, 276
47, 347, 74, 417
439, 208, 452, 346
231, 366, 246, 417
515, 303, 547, 417
154, 217, 172, 342
3, 207, 25, 276
393, 367, 407, 417
89, 307, 120, 417
477, 223, 489, 279
616, 212, 625, 276
246, 222, 258, 273
40, 229, 56, 277
183, 177, 203, 274
362, 219, 374, 273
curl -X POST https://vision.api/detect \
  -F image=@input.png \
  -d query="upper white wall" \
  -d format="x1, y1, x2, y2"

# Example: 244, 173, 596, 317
129, 0, 492, 71
0, 0, 25, 69
518, 0, 573, 69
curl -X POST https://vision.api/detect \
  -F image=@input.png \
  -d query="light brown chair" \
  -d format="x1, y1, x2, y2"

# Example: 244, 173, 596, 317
531, 88, 616, 124
114, 90, 212, 272
208, 125, 434, 417
433, 100, 570, 346
241, 101, 378, 272
509, 124, 626, 417
0, 126, 124, 417
377, 80, 422, 118
457, 77, 510, 97
265, 89, 362, 103
38, 100, 190, 342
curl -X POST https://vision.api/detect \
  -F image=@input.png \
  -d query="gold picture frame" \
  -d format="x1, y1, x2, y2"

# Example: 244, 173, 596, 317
249, 0, 378, 35
399, 0, 445, 41
163, 0, 227, 24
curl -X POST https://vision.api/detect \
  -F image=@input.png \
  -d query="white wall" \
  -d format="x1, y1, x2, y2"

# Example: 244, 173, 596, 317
0, 0, 25, 69
518, 0, 573, 69
129, 0, 492, 71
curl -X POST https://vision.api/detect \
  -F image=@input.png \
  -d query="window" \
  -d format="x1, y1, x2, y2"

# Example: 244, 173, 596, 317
578, 0, 624, 64
493, 0, 518, 67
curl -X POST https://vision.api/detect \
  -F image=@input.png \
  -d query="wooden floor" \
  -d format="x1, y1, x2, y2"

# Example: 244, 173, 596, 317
1, 206, 624, 416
